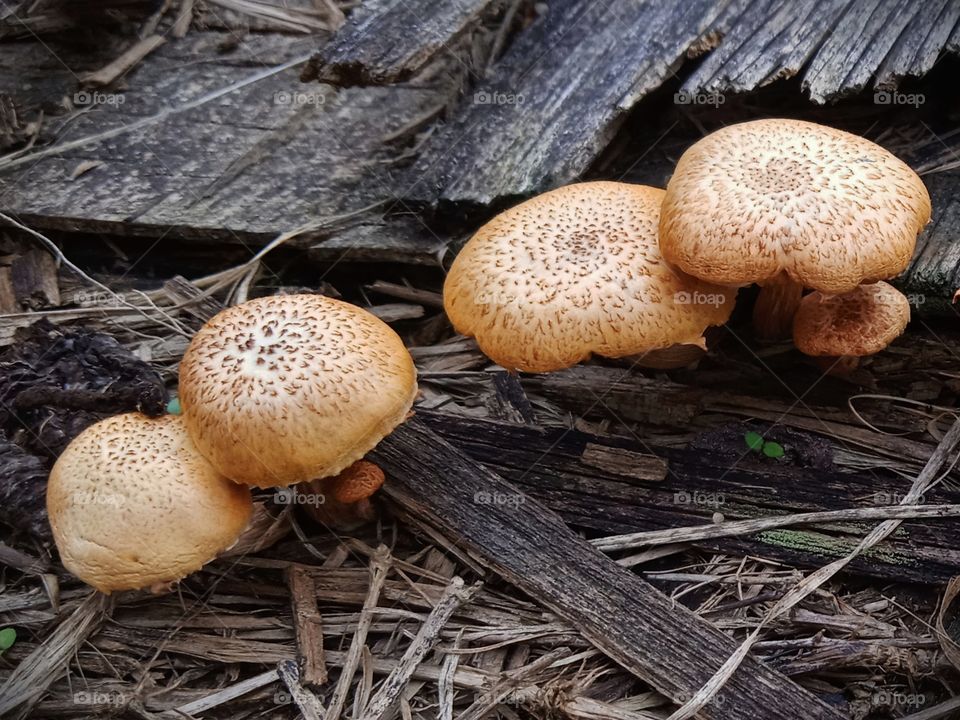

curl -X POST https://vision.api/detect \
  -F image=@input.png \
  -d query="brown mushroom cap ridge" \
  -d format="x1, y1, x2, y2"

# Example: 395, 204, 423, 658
659, 119, 931, 294
178, 294, 417, 487
47, 413, 252, 594
793, 281, 910, 357
443, 182, 736, 373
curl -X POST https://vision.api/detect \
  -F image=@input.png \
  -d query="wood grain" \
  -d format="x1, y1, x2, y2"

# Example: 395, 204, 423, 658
372, 419, 848, 720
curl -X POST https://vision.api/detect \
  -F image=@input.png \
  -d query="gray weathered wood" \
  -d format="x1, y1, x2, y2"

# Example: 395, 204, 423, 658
682, 0, 850, 94
372, 419, 847, 720
415, 410, 960, 584
0, 31, 456, 244
874, 0, 960, 87
802, 0, 923, 103
306, 0, 496, 86
404, 0, 730, 205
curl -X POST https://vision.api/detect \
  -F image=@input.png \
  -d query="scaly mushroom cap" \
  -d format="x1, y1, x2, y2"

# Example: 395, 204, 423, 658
47, 414, 252, 593
659, 119, 931, 294
443, 182, 736, 373
179, 294, 417, 487
793, 281, 910, 357
329, 460, 385, 503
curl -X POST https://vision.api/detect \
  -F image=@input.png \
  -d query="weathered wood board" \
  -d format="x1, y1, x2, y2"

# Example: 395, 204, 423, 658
0, 31, 456, 250
416, 410, 960, 584
305, 0, 496, 85
403, 0, 732, 206
373, 419, 848, 720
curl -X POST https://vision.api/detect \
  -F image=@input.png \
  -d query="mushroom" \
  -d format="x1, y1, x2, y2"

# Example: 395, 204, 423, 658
659, 119, 930, 340
178, 294, 417, 496
443, 181, 736, 373
47, 413, 252, 594
299, 460, 385, 530
792, 281, 910, 375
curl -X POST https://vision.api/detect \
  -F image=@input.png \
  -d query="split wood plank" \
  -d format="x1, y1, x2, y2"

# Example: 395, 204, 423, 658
286, 564, 327, 687
371, 419, 848, 720
415, 410, 960, 584
305, 0, 496, 86
404, 0, 731, 205
0, 32, 456, 246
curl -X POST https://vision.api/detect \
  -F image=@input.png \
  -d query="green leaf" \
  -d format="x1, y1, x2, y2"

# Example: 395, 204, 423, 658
762, 441, 785, 459
0, 627, 17, 652
744, 431, 764, 451
166, 397, 181, 415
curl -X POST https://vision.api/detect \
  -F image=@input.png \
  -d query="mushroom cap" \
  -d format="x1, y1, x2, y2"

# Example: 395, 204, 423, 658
179, 294, 417, 487
329, 460, 385, 504
793, 281, 910, 357
659, 119, 931, 294
47, 413, 252, 594
443, 182, 736, 373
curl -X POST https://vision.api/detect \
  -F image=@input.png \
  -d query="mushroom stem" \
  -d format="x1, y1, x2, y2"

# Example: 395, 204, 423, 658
629, 343, 706, 369
753, 273, 803, 341
811, 355, 860, 377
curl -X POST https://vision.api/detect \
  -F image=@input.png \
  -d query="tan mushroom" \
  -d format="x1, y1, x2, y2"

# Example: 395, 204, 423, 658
443, 181, 736, 373
299, 460, 385, 530
792, 281, 910, 375
47, 413, 252, 594
178, 294, 417, 489
659, 119, 930, 339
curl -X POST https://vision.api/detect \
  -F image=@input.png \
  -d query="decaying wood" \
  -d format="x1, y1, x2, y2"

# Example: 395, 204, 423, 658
417, 409, 960, 583
306, 0, 495, 85
286, 564, 328, 688
358, 577, 480, 720
0, 32, 458, 246
404, 0, 730, 205
373, 419, 847, 720
0, 591, 112, 717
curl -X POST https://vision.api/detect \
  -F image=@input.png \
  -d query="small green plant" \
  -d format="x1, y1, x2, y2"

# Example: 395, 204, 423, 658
0, 627, 17, 654
744, 431, 784, 459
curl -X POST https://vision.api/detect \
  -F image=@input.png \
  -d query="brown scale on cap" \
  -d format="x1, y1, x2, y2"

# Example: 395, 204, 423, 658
443, 182, 736, 373
659, 119, 930, 339
179, 294, 417, 488
793, 281, 910, 375
47, 413, 252, 594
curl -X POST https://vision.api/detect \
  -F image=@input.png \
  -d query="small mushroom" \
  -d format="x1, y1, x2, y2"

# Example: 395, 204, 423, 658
178, 294, 417, 489
443, 182, 736, 373
792, 281, 910, 375
659, 119, 930, 340
47, 413, 252, 594
300, 460, 385, 530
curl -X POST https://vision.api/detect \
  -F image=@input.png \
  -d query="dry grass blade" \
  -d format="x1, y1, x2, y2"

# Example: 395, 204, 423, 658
359, 577, 481, 720
667, 417, 960, 720
592, 504, 960, 552
0, 591, 112, 717
326, 545, 392, 720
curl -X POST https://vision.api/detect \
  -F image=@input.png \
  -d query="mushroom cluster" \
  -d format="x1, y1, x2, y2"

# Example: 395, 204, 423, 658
445, 119, 929, 373
48, 294, 417, 593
